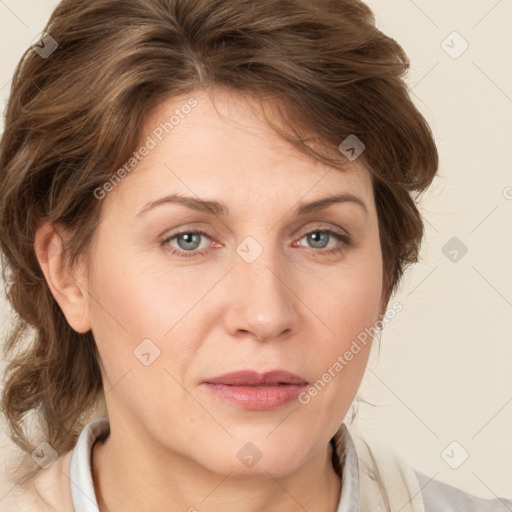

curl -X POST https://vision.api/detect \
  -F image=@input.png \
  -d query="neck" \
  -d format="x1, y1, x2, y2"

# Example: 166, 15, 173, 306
92, 423, 342, 512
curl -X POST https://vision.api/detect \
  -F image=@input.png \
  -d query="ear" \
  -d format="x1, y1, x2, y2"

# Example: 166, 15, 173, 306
34, 221, 92, 333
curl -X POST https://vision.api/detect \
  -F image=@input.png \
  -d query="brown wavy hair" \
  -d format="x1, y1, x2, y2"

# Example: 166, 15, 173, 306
0, 0, 438, 484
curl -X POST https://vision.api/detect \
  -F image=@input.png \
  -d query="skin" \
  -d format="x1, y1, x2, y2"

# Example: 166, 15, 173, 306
36, 87, 387, 512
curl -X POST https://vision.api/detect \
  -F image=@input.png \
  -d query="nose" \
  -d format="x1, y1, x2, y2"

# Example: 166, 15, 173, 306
223, 254, 301, 343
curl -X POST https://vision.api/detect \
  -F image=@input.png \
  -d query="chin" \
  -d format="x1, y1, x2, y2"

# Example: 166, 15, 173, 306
207, 457, 304, 480
194, 437, 310, 479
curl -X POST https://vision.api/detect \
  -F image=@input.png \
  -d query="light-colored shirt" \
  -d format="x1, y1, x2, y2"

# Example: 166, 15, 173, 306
2, 415, 511, 511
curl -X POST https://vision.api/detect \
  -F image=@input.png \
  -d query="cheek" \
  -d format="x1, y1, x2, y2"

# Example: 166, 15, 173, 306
85, 239, 209, 389
87, 241, 188, 339
85, 248, 196, 426
304, 252, 382, 398
313, 255, 383, 344
300, 285, 378, 434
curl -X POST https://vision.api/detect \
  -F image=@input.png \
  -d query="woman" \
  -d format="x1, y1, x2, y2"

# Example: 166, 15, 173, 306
0, 0, 510, 510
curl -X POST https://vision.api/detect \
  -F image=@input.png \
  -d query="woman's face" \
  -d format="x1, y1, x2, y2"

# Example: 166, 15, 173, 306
81, 88, 386, 478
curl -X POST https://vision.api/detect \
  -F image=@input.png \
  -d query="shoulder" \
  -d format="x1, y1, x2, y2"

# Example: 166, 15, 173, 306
343, 424, 512, 512
415, 469, 512, 512
1, 450, 74, 512
1, 415, 109, 512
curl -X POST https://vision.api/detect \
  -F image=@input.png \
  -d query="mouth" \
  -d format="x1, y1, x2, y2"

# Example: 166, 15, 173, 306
201, 370, 309, 410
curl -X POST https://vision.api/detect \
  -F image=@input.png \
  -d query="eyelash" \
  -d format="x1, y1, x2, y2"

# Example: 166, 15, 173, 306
161, 228, 352, 258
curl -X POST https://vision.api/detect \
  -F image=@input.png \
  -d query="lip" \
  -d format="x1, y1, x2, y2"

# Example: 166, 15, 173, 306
201, 370, 309, 411
202, 370, 309, 386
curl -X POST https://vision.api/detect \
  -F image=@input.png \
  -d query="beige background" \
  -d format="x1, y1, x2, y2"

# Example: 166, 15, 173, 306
1, 0, 511, 502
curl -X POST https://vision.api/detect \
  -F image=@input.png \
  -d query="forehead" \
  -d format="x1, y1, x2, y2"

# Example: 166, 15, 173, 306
105, 88, 375, 215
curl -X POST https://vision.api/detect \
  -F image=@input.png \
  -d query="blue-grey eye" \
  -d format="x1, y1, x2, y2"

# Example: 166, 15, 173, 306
175, 232, 203, 251
306, 231, 331, 249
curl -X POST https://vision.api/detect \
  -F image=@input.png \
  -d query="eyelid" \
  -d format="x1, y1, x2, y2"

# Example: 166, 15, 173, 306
294, 223, 351, 239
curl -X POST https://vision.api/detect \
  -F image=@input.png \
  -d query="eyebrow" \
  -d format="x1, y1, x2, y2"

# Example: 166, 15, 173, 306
135, 192, 368, 218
